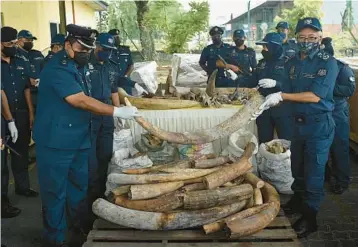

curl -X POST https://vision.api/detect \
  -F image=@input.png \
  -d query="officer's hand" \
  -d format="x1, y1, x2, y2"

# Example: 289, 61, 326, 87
260, 92, 283, 111
226, 69, 238, 80
8, 121, 18, 143
258, 78, 277, 88
134, 83, 149, 96
113, 106, 141, 119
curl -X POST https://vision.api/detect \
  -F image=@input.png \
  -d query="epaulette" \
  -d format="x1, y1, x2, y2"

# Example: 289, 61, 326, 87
60, 55, 68, 66
119, 45, 131, 51
316, 50, 331, 61
336, 59, 347, 66
15, 54, 29, 62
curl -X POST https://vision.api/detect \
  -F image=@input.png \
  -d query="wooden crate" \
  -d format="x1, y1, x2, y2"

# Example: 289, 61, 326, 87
83, 210, 301, 247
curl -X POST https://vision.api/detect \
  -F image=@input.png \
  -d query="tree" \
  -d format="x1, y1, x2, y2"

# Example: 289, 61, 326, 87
135, 1, 158, 61
165, 1, 210, 53
274, 0, 324, 38
342, 0, 354, 31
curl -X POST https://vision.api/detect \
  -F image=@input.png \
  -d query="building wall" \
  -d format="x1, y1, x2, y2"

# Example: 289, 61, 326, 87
1, 0, 98, 52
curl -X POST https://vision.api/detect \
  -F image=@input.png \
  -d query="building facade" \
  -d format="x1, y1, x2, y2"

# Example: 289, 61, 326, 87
1, 0, 107, 52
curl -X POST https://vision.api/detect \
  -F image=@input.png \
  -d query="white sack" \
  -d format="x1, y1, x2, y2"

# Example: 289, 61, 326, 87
131, 61, 158, 94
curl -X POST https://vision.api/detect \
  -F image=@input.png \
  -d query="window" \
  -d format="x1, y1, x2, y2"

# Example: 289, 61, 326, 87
50, 22, 60, 40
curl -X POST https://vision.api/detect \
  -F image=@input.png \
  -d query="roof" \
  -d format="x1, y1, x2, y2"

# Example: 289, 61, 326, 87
85, 0, 109, 11
225, 0, 284, 25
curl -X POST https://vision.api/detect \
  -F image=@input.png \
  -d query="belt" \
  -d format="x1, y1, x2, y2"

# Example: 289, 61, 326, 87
294, 112, 331, 125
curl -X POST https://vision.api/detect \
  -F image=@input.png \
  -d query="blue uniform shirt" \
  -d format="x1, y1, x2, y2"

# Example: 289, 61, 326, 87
82, 52, 117, 103
41, 51, 56, 70
199, 43, 231, 77
333, 60, 356, 109
28, 49, 45, 78
15, 48, 37, 79
227, 45, 257, 74
282, 40, 298, 61
1, 57, 31, 112
33, 50, 91, 150
109, 45, 133, 77
286, 49, 338, 115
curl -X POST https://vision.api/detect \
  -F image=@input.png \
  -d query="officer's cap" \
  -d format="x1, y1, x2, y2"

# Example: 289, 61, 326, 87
233, 29, 245, 39
51, 34, 66, 45
108, 29, 120, 36
18, 30, 37, 40
96, 33, 116, 49
256, 32, 284, 46
321, 37, 334, 56
66, 24, 98, 49
276, 21, 289, 30
295, 17, 322, 34
1, 26, 18, 42
209, 26, 224, 36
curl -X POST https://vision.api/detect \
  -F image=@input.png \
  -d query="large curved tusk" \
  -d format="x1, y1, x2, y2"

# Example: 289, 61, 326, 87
92, 198, 247, 230
124, 89, 264, 145
206, 69, 218, 97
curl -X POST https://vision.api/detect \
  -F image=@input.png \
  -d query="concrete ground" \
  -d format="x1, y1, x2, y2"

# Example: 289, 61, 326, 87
1, 149, 358, 247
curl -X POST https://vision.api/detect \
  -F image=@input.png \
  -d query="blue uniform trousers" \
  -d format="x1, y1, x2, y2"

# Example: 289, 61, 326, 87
7, 111, 31, 191
1, 116, 9, 198
36, 145, 89, 244
88, 116, 114, 203
330, 104, 350, 187
256, 109, 293, 144
291, 113, 335, 211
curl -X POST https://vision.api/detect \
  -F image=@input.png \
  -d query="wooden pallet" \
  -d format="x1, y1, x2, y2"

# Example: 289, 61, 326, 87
83, 210, 301, 247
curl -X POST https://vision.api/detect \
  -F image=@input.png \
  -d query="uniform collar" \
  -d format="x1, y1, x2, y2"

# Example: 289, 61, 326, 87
308, 48, 319, 60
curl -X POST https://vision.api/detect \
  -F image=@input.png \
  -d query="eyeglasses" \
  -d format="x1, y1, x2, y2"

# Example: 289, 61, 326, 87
297, 36, 320, 42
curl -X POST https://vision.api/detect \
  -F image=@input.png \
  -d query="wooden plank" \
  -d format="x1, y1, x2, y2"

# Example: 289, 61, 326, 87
93, 216, 292, 230
83, 242, 302, 247
87, 228, 297, 242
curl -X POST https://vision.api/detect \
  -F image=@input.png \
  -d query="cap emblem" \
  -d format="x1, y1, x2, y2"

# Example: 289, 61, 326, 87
304, 19, 312, 24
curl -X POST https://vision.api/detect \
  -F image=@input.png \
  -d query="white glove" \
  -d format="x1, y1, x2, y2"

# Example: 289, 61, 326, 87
8, 121, 18, 143
258, 78, 276, 88
35, 79, 40, 87
113, 106, 140, 119
250, 92, 283, 121
226, 69, 238, 80
134, 83, 148, 95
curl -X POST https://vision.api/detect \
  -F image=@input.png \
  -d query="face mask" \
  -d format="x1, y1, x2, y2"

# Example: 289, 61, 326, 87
23, 42, 34, 51
278, 32, 287, 41
297, 42, 319, 55
97, 50, 111, 62
234, 39, 244, 47
261, 50, 272, 60
2, 46, 17, 57
212, 37, 222, 45
73, 51, 90, 67
114, 36, 121, 46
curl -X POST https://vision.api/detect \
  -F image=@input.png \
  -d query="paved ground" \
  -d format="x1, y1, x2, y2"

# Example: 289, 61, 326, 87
1, 148, 358, 247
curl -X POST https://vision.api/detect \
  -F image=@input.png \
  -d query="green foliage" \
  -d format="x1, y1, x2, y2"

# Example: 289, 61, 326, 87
165, 1, 210, 53
274, 0, 323, 38
331, 31, 356, 56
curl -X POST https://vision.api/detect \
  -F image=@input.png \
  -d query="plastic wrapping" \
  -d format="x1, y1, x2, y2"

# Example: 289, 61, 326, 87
221, 129, 259, 174
113, 129, 134, 152
171, 54, 207, 87
178, 143, 214, 160
135, 134, 179, 164
257, 139, 293, 194
131, 61, 158, 94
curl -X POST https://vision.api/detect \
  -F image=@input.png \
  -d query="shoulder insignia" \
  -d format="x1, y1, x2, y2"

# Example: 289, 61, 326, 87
317, 51, 330, 60
61, 59, 68, 66
88, 63, 94, 70
349, 76, 355, 82
317, 68, 327, 76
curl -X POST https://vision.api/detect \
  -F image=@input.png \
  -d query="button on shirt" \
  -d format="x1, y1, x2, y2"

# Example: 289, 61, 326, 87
33, 50, 91, 150
286, 49, 338, 115
109, 45, 133, 77
227, 45, 257, 74
82, 52, 117, 103
1, 57, 31, 112
199, 43, 231, 77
